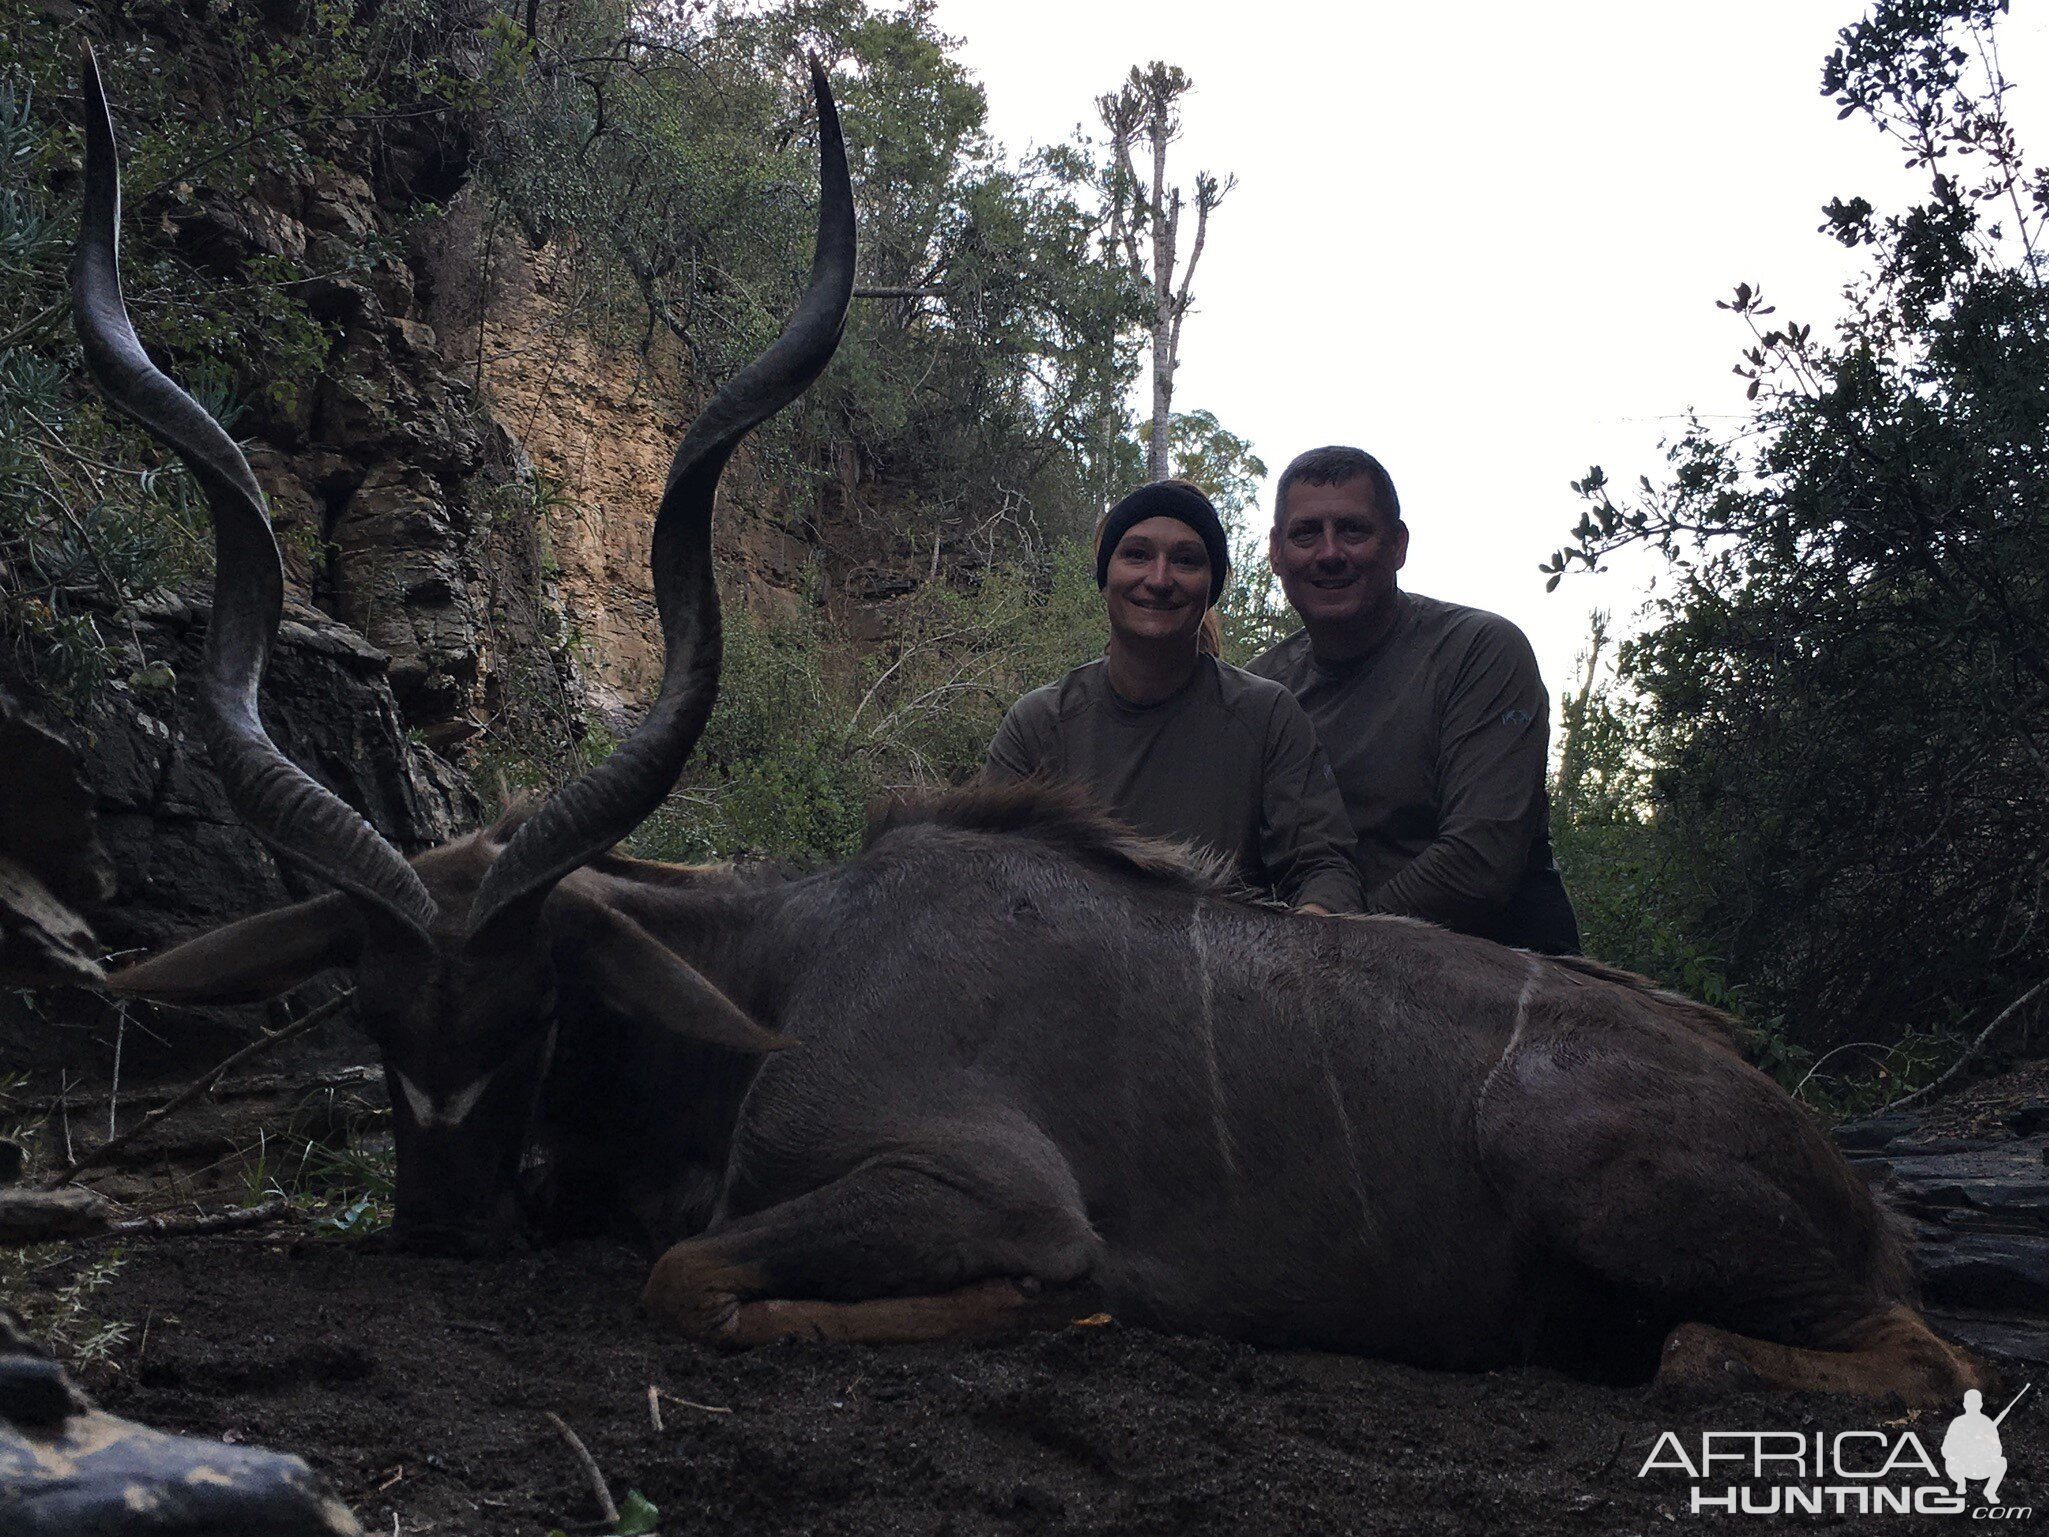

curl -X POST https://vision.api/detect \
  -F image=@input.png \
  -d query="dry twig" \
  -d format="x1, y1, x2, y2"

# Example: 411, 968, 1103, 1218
43, 992, 353, 1187
1885, 975, 2049, 1113
647, 1383, 662, 1434
38, 1064, 382, 1116
543, 1409, 619, 1528
654, 1386, 732, 1415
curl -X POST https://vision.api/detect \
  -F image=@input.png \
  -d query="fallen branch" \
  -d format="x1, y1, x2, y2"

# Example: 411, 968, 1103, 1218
1793, 1040, 1895, 1102
543, 1409, 619, 1528
43, 991, 354, 1187
107, 1199, 295, 1239
1885, 975, 2049, 1114
37, 1064, 382, 1116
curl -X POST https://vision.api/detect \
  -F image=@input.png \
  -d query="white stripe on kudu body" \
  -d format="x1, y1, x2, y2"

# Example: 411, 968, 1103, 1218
1477, 957, 1546, 1112
1187, 905, 1239, 1180
1508, 960, 1541, 1056
1309, 983, 1379, 1247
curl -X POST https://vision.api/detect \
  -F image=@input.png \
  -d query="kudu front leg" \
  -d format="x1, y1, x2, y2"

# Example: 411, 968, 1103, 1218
643, 1139, 1102, 1346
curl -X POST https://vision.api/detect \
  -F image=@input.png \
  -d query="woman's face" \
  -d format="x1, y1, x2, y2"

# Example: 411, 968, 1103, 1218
1104, 515, 1211, 648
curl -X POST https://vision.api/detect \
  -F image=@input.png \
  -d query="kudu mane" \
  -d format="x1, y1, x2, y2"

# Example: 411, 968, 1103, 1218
492, 788, 1738, 1058
868, 779, 1237, 896
489, 779, 1234, 897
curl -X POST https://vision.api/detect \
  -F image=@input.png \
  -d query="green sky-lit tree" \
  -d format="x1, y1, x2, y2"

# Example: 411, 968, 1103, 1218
1550, 0, 2049, 1059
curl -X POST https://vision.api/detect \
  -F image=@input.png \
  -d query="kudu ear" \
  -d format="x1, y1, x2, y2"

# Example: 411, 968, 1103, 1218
109, 894, 359, 1005
547, 893, 792, 1054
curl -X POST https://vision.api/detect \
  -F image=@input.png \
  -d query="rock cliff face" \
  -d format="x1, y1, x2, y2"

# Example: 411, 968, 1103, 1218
418, 202, 675, 724
0, 595, 477, 1077
76, 595, 477, 958
9, 5, 856, 1082
0, 691, 113, 990
418, 193, 832, 729
135, 76, 828, 752
201, 156, 582, 755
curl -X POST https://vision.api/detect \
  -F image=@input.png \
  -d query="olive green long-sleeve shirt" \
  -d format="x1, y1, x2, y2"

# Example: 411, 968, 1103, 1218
983, 656, 1363, 912
1249, 592, 1579, 952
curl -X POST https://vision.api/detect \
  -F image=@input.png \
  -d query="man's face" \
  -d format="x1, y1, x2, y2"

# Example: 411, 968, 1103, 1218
1269, 476, 1408, 641
1104, 515, 1212, 647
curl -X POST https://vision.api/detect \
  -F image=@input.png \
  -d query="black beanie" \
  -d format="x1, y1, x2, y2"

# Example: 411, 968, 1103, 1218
1094, 481, 1230, 605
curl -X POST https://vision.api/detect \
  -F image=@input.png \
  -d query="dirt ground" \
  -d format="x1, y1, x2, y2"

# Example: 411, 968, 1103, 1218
7, 1057, 2046, 1536
4, 1229, 2019, 1536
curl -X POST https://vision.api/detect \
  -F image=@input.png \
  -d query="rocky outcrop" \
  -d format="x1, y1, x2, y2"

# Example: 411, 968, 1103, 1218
1836, 1101, 2049, 1371
179, 151, 582, 754
0, 691, 113, 988
419, 206, 672, 720
0, 597, 477, 1078
68, 0, 582, 764
0, 1314, 363, 1536
418, 195, 833, 728
74, 594, 478, 953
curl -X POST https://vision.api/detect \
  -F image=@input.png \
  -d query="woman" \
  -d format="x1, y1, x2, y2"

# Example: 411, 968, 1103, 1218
984, 481, 1361, 913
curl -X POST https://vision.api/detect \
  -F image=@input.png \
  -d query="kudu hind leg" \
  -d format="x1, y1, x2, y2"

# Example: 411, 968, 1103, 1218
1658, 1303, 1987, 1403
1476, 1039, 1981, 1403
643, 1140, 1101, 1345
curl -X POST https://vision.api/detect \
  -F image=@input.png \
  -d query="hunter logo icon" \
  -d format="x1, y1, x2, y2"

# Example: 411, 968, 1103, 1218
1638, 1382, 2033, 1517
1943, 1386, 2028, 1505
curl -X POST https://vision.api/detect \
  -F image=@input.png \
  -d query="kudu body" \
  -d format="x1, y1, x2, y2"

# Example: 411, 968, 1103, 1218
79, 56, 1981, 1402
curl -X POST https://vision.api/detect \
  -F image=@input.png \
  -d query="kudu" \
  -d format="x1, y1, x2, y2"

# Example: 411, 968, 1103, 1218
79, 54, 1982, 1404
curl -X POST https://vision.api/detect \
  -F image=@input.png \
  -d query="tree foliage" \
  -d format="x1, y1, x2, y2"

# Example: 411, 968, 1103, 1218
477, 0, 1154, 544
1549, 0, 2049, 1054
1166, 408, 1293, 664
9, 0, 1259, 869
0, 0, 499, 706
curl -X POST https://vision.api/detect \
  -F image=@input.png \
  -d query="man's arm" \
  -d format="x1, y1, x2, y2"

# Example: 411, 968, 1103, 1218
1365, 615, 1549, 928
1260, 695, 1365, 914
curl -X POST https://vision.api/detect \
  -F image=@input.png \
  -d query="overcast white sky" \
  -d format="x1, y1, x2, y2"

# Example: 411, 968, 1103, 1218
931, 0, 2049, 695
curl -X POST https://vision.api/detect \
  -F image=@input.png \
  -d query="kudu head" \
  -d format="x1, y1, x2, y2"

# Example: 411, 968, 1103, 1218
77, 51, 854, 1254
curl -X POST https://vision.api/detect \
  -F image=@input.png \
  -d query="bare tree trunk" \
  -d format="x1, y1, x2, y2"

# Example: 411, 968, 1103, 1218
1554, 613, 1609, 823
1147, 102, 1178, 480
1149, 194, 1179, 477
1096, 64, 1232, 490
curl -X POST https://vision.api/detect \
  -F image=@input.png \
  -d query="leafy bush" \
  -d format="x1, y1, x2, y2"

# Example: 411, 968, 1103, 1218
0, 0, 504, 709
628, 541, 1103, 862
1549, 0, 2049, 1057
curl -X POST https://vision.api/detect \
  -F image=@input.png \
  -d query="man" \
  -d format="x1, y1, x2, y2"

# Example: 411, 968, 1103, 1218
1247, 446, 1580, 953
